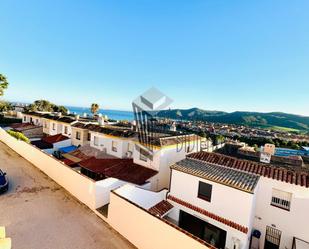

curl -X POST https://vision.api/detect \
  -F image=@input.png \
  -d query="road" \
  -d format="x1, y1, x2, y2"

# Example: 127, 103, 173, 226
0, 142, 136, 249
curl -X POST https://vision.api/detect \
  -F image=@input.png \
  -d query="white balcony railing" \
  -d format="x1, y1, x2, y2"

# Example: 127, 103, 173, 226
271, 189, 292, 211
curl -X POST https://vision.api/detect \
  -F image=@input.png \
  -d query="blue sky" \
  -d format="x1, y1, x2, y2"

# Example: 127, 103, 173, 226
0, 0, 308, 115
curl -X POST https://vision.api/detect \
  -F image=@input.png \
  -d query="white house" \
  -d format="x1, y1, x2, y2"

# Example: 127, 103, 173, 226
22, 112, 44, 126
187, 152, 309, 249
107, 151, 309, 249
88, 125, 135, 159
86, 123, 205, 190
166, 157, 259, 249
42, 115, 77, 137
31, 133, 72, 154
132, 134, 206, 190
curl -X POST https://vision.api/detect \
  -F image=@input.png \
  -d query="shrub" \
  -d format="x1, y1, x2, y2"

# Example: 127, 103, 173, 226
7, 130, 30, 143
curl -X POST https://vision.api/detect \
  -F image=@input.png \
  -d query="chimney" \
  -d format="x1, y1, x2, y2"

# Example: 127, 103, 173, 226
75, 115, 80, 120
98, 116, 104, 126
131, 120, 137, 131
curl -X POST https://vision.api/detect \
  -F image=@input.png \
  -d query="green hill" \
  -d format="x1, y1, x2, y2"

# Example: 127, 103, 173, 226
157, 108, 309, 133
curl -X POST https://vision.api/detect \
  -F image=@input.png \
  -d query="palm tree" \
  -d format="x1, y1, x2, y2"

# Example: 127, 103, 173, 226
0, 74, 9, 96
91, 103, 100, 116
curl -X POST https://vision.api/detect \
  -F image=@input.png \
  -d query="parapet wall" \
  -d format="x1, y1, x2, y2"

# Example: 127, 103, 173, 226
0, 128, 106, 210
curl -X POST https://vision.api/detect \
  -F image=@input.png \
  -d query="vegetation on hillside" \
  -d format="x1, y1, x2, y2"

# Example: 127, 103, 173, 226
25, 100, 68, 114
0, 74, 9, 96
158, 108, 309, 132
225, 133, 309, 150
7, 130, 30, 143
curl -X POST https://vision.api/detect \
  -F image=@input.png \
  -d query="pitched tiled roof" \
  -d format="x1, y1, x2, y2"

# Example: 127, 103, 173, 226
149, 200, 173, 217
42, 114, 76, 124
57, 116, 76, 124
79, 158, 158, 185
172, 158, 259, 193
60, 158, 78, 167
87, 124, 136, 138
23, 112, 46, 117
31, 140, 53, 149
71, 122, 89, 129
188, 152, 309, 188
10, 123, 38, 131
42, 134, 70, 144
167, 195, 248, 234
62, 150, 90, 163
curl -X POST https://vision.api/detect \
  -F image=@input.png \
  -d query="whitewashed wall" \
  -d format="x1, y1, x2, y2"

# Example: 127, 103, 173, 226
22, 114, 42, 126
115, 184, 168, 209
133, 141, 202, 190
53, 139, 72, 150
253, 177, 309, 249
108, 190, 211, 249
89, 132, 133, 158
0, 128, 108, 210
169, 170, 255, 249
61, 124, 73, 138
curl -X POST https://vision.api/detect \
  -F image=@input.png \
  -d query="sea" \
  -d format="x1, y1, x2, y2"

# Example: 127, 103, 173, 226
66, 106, 134, 121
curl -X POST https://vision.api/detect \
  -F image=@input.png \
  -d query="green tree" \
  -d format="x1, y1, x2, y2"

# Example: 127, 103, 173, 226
0, 101, 13, 112
216, 135, 225, 145
53, 105, 68, 115
0, 74, 9, 96
24, 100, 68, 114
7, 130, 30, 143
91, 103, 100, 115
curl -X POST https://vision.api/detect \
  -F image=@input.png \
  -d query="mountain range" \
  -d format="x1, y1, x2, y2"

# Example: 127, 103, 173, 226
157, 108, 309, 133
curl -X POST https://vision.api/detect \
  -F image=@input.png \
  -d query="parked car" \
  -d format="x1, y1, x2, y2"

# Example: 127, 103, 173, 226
0, 169, 9, 194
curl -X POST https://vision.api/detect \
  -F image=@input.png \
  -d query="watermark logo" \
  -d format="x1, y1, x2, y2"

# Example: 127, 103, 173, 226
132, 87, 173, 155
132, 88, 205, 159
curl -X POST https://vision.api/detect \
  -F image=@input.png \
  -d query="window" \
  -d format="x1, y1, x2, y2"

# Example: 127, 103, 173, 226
198, 181, 212, 202
23, 116, 26, 122
112, 141, 118, 152
36, 119, 39, 124
87, 133, 91, 141
127, 143, 133, 153
186, 145, 191, 153
76, 131, 81, 140
64, 126, 68, 134
30, 117, 33, 123
271, 189, 292, 211
52, 123, 56, 131
94, 136, 99, 146
140, 148, 148, 162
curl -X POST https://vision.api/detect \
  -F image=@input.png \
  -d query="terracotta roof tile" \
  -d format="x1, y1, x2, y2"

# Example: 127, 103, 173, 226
168, 195, 248, 234
79, 158, 158, 185
149, 200, 173, 217
42, 134, 70, 144
188, 152, 309, 188
172, 158, 259, 193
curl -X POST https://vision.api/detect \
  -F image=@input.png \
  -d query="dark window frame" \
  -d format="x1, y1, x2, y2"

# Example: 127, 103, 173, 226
197, 181, 212, 202
76, 131, 81, 140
